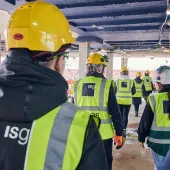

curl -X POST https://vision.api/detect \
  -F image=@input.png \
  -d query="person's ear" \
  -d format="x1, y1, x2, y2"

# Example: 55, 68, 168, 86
47, 58, 57, 71
54, 56, 65, 74
54, 57, 60, 72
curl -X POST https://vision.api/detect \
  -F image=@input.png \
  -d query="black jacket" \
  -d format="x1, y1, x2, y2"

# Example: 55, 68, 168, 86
0, 49, 109, 170
85, 72, 123, 136
138, 88, 170, 143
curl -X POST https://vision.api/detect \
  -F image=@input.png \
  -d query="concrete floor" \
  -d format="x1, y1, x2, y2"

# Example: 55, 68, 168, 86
128, 99, 146, 125
112, 100, 154, 170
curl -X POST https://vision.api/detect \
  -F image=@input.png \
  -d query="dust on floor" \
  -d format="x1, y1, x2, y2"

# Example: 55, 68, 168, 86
112, 121, 153, 170
112, 143, 153, 170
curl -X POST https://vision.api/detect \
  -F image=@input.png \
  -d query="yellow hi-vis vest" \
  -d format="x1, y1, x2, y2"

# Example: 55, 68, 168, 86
24, 102, 96, 170
72, 76, 114, 140
133, 81, 143, 98
148, 93, 170, 156
143, 76, 152, 91
116, 79, 133, 105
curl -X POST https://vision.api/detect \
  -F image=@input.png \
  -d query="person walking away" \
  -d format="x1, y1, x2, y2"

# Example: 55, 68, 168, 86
132, 72, 145, 117
72, 52, 123, 170
116, 67, 136, 137
138, 66, 170, 170
0, 2, 109, 170
143, 70, 154, 101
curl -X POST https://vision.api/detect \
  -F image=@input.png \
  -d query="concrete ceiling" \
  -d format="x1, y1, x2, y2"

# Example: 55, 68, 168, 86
1, 0, 170, 51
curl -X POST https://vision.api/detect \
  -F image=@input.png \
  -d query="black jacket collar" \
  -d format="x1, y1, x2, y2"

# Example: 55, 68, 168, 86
0, 49, 68, 122
86, 72, 106, 79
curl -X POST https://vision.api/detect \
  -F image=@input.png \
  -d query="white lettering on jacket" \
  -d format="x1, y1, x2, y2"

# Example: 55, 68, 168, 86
88, 85, 95, 89
4, 126, 30, 145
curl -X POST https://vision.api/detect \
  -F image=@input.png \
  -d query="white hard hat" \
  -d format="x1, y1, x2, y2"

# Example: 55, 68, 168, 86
156, 65, 170, 85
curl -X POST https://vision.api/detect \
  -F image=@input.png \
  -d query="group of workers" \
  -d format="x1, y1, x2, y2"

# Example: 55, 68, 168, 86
0, 1, 170, 170
71, 52, 154, 169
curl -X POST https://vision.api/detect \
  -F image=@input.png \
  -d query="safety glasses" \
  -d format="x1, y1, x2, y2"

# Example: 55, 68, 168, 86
62, 52, 69, 59
52, 52, 69, 61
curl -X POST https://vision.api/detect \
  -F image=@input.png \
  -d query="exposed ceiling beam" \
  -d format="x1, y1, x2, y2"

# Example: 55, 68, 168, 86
96, 31, 169, 42
114, 45, 169, 50
75, 15, 165, 28
84, 25, 168, 32
108, 42, 169, 46
77, 36, 103, 44
112, 44, 169, 47
4, 0, 15, 5
106, 40, 169, 44
65, 3, 166, 20
56, 0, 164, 9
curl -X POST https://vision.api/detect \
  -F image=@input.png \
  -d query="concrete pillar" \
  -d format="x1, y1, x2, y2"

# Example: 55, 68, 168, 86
121, 57, 128, 68
79, 42, 90, 79
106, 52, 113, 79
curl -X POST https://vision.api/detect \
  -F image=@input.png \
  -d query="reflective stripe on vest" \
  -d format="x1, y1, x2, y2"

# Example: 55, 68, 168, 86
73, 76, 114, 140
143, 76, 152, 91
148, 137, 170, 144
116, 79, 133, 105
133, 81, 143, 98
74, 80, 80, 104
24, 102, 90, 170
148, 94, 170, 145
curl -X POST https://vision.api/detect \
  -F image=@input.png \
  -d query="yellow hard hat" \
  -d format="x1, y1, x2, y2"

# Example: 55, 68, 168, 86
87, 53, 107, 66
121, 67, 128, 72
136, 72, 142, 77
145, 70, 150, 74
7, 1, 75, 52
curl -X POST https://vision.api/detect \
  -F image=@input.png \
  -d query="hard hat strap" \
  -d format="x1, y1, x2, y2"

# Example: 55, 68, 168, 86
32, 44, 71, 64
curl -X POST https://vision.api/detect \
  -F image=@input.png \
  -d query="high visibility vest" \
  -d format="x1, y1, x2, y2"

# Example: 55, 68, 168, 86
73, 76, 114, 140
133, 81, 143, 98
143, 76, 152, 91
116, 79, 133, 105
148, 93, 170, 156
24, 102, 94, 170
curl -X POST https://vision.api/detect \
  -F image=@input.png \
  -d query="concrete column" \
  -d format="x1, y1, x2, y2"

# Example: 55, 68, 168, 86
106, 52, 113, 79
79, 42, 90, 79
121, 57, 128, 68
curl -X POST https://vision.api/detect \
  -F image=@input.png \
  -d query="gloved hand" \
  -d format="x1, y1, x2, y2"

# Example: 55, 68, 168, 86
114, 135, 123, 149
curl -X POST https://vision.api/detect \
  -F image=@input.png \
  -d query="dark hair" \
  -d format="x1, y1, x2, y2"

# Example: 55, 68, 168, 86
86, 64, 105, 74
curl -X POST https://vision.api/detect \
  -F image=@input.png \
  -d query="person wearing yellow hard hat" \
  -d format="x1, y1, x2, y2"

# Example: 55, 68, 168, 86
115, 67, 136, 137
0, 2, 109, 170
72, 52, 123, 170
142, 70, 154, 101
132, 72, 145, 117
